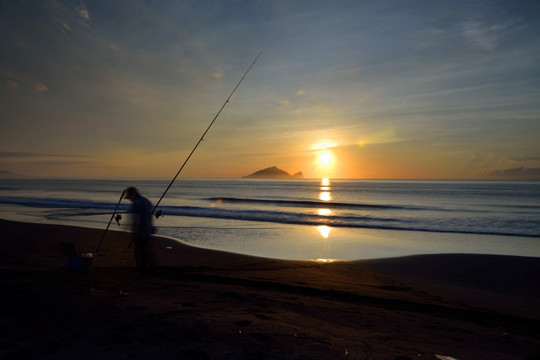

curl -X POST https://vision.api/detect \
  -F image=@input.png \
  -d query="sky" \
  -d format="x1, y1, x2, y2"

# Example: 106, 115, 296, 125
1, 0, 540, 179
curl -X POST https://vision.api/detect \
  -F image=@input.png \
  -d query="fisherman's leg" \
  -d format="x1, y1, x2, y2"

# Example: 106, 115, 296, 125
145, 237, 157, 275
133, 238, 144, 273
138, 237, 149, 275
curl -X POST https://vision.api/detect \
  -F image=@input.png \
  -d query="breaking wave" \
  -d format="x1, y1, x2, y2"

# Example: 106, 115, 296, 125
1, 195, 539, 238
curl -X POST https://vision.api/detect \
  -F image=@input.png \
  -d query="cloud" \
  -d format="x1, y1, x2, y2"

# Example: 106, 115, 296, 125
469, 152, 494, 163
24, 160, 96, 166
76, 5, 90, 20
0, 152, 87, 158
486, 167, 540, 178
110, 78, 160, 108
0, 169, 19, 176
6, 80, 19, 89
212, 71, 224, 79
460, 18, 521, 51
503, 156, 540, 163
311, 140, 339, 150
33, 83, 48, 92
460, 152, 497, 176
461, 21, 497, 50
357, 126, 398, 148
279, 90, 304, 104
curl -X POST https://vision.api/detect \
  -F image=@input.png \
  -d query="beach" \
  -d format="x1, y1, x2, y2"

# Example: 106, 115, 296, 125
1, 219, 539, 360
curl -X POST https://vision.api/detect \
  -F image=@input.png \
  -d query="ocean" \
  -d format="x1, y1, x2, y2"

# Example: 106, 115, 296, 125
1, 178, 539, 260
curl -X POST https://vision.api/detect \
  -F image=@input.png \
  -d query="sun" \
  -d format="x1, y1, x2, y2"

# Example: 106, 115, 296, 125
312, 141, 337, 178
318, 150, 333, 165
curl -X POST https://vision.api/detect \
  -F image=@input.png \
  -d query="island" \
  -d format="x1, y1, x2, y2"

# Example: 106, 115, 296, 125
243, 166, 304, 179
0, 170, 29, 178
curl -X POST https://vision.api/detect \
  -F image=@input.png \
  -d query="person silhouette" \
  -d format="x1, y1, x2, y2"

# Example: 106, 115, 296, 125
124, 187, 154, 275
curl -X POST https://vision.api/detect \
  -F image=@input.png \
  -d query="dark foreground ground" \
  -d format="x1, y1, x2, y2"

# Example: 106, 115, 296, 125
1, 219, 539, 360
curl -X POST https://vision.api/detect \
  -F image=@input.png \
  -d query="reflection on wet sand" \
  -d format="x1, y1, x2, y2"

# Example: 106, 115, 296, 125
316, 225, 331, 238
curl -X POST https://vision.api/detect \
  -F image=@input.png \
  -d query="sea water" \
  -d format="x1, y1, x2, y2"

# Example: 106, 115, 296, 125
0, 178, 539, 260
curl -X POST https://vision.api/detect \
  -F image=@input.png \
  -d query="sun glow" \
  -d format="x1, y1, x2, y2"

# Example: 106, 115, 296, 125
312, 140, 337, 178
318, 150, 333, 165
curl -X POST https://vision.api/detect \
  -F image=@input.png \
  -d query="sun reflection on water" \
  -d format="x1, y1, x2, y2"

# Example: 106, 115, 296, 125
319, 178, 332, 201
315, 178, 334, 261
317, 178, 333, 239
317, 208, 332, 216
319, 192, 331, 201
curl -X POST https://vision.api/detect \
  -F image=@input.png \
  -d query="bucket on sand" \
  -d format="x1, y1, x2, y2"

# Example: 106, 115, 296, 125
60, 241, 93, 273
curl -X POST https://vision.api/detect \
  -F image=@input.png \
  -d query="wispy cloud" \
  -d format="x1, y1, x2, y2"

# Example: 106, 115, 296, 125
357, 126, 399, 148
76, 5, 89, 20
486, 166, 540, 178
6, 80, 19, 89
22, 160, 96, 166
460, 18, 521, 51
502, 156, 540, 163
469, 152, 494, 164
0, 152, 87, 158
33, 83, 48, 92
110, 78, 161, 108
459, 152, 496, 176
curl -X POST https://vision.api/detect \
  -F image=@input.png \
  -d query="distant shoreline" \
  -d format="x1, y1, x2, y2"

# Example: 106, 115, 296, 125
2, 176, 540, 181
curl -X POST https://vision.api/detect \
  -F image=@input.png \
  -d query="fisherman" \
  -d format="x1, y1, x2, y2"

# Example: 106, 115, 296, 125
124, 186, 154, 275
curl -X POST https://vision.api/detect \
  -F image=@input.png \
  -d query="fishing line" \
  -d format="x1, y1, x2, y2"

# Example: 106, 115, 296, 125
93, 52, 261, 263
152, 51, 262, 218
94, 189, 125, 256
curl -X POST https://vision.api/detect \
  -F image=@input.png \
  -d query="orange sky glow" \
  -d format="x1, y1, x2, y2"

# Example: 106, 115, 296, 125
1, 1, 539, 180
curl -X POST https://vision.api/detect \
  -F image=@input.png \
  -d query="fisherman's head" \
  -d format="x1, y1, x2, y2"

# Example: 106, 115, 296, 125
124, 186, 139, 201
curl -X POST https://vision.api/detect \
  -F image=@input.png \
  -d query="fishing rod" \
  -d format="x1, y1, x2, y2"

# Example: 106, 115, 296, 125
152, 51, 262, 218
93, 52, 261, 266
93, 189, 125, 256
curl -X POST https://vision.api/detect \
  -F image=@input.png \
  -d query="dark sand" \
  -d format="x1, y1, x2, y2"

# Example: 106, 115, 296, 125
1, 219, 539, 359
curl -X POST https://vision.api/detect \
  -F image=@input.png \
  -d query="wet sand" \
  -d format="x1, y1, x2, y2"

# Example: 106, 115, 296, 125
1, 219, 539, 359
